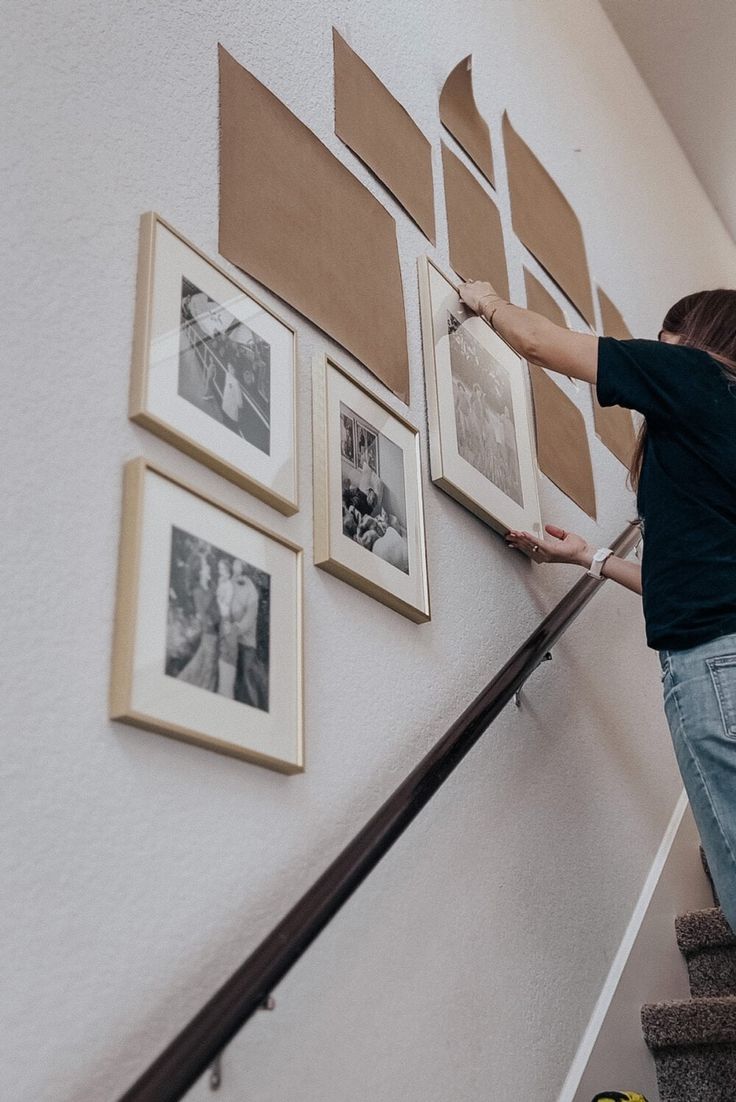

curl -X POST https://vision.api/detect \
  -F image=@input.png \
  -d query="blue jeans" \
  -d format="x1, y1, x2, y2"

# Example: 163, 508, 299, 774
660, 632, 736, 931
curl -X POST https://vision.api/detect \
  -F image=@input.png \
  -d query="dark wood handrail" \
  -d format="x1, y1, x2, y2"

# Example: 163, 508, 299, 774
118, 522, 641, 1102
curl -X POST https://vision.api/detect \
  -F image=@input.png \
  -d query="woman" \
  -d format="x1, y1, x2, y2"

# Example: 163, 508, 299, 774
458, 280, 736, 931
178, 552, 220, 693
221, 361, 244, 429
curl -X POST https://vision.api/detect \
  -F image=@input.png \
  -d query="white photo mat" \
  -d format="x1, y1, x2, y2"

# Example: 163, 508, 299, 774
130, 212, 298, 514
417, 255, 542, 537
110, 459, 304, 772
312, 354, 431, 623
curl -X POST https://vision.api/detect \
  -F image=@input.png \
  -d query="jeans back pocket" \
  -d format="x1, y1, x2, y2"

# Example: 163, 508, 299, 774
706, 655, 736, 740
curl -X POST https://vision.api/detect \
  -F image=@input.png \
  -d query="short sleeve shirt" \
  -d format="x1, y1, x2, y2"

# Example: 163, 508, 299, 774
596, 338, 736, 651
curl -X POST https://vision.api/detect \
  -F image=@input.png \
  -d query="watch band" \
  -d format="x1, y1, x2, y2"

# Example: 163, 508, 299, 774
586, 547, 614, 580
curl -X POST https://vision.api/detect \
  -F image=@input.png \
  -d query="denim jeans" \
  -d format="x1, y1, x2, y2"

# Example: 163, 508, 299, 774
660, 632, 736, 931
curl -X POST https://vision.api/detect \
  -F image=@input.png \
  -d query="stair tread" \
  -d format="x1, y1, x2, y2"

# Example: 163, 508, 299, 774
676, 908, 736, 953
642, 995, 736, 1049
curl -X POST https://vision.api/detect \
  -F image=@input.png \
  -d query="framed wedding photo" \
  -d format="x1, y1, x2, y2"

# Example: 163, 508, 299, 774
417, 255, 542, 537
130, 212, 298, 514
312, 353, 430, 623
110, 458, 304, 772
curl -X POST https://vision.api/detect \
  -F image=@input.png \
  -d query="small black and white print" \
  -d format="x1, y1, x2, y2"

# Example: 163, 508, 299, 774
447, 310, 524, 507
341, 410, 356, 466
166, 526, 270, 712
339, 402, 410, 576
178, 277, 271, 455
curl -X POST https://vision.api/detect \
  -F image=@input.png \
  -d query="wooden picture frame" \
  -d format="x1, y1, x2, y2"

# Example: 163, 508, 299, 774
312, 353, 430, 623
130, 212, 298, 514
417, 255, 543, 537
110, 457, 304, 772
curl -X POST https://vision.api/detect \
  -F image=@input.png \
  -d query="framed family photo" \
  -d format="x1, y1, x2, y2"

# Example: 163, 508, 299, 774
313, 354, 430, 623
417, 255, 542, 537
110, 458, 304, 772
130, 212, 298, 514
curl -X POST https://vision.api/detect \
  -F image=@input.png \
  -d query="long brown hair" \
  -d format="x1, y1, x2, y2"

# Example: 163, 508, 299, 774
628, 289, 736, 490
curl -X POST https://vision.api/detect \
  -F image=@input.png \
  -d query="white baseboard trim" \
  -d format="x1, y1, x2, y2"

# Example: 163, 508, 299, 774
555, 788, 688, 1102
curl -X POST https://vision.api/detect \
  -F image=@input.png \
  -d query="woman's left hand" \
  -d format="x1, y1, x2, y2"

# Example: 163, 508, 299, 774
506, 524, 593, 565
458, 279, 502, 316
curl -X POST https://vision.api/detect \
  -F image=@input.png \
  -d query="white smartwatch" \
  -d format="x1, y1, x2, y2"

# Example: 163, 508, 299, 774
586, 547, 614, 580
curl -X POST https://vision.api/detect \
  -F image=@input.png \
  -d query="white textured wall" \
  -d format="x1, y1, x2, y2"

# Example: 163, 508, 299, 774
2, 2, 734, 1100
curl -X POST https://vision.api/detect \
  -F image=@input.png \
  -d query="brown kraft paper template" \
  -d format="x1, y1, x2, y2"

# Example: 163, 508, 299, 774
523, 268, 568, 328
218, 44, 410, 403
528, 363, 597, 518
593, 286, 637, 467
441, 142, 509, 300
333, 28, 435, 243
503, 113, 595, 328
439, 55, 495, 186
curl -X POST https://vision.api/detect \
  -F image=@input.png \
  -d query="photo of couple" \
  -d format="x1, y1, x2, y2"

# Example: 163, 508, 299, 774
165, 526, 270, 712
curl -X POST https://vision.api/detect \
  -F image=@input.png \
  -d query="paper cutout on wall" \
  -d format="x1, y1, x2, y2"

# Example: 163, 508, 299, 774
597, 286, 633, 340
503, 113, 595, 327
218, 44, 410, 403
441, 143, 509, 300
523, 268, 568, 328
528, 363, 597, 518
593, 286, 638, 467
333, 29, 435, 243
439, 55, 494, 186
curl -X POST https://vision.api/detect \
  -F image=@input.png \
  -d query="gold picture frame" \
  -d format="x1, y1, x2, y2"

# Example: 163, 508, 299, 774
110, 457, 304, 773
417, 255, 543, 537
130, 212, 299, 515
312, 353, 430, 623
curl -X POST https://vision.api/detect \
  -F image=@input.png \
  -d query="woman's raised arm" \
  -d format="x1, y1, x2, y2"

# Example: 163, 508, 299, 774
459, 280, 599, 385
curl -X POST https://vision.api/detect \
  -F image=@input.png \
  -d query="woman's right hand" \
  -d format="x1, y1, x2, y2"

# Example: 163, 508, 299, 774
506, 524, 594, 567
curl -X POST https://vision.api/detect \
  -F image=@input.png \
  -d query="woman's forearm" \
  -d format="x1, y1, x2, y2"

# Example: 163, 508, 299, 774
468, 290, 599, 384
480, 298, 556, 361
577, 548, 643, 595
506, 527, 643, 596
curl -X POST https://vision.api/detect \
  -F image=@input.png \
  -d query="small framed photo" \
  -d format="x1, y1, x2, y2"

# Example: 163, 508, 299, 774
130, 212, 298, 515
417, 255, 543, 537
312, 354, 430, 623
110, 458, 303, 772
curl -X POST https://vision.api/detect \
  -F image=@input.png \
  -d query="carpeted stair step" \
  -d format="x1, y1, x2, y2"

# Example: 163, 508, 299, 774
676, 907, 736, 997
641, 996, 736, 1102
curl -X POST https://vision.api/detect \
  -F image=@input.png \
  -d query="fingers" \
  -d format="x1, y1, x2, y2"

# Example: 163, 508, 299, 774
544, 524, 567, 540
458, 279, 497, 315
505, 529, 551, 562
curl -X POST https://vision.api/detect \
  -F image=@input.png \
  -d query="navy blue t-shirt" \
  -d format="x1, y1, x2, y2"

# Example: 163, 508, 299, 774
596, 337, 736, 651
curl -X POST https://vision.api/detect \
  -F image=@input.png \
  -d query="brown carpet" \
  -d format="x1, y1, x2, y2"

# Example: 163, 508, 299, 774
640, 851, 736, 1101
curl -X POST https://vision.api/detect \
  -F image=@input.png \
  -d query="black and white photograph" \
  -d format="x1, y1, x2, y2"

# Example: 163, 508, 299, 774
340, 402, 410, 576
313, 355, 429, 622
417, 256, 542, 538
356, 422, 378, 473
130, 214, 298, 515
341, 410, 356, 465
447, 309, 524, 507
166, 525, 270, 712
178, 276, 271, 456
110, 460, 303, 771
